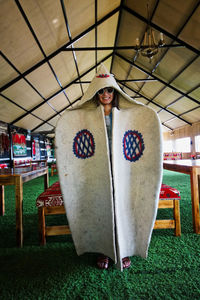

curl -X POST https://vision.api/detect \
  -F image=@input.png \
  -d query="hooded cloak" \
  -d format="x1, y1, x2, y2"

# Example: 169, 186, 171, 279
55, 64, 163, 270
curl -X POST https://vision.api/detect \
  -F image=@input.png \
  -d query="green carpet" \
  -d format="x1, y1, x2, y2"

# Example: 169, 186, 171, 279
0, 170, 200, 299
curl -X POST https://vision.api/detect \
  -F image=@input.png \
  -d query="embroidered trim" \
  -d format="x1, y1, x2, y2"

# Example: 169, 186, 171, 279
96, 74, 110, 78
73, 129, 95, 159
123, 130, 145, 162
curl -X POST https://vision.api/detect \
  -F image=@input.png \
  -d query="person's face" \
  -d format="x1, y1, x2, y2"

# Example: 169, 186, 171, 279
97, 87, 114, 105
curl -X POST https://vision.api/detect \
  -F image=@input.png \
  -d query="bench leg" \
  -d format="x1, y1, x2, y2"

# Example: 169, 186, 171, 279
38, 207, 46, 245
0, 185, 5, 216
174, 199, 181, 236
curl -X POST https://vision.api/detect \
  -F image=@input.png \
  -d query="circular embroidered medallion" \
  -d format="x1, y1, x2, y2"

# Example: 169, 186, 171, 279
123, 130, 145, 162
73, 129, 95, 159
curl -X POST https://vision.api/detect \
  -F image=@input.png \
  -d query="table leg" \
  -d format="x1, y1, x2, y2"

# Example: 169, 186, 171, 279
15, 176, 23, 247
44, 170, 49, 191
190, 168, 200, 234
0, 185, 5, 216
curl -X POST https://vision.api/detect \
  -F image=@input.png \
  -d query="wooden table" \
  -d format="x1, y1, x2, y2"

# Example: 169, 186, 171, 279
0, 166, 49, 247
163, 160, 200, 234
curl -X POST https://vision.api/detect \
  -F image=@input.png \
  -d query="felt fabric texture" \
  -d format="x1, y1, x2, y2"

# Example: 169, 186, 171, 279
55, 64, 163, 271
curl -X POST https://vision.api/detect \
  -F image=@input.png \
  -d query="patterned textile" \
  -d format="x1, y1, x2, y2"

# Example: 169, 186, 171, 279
55, 64, 163, 271
0, 164, 7, 169
73, 129, 95, 159
36, 182, 63, 207
123, 130, 145, 162
163, 152, 182, 160
36, 182, 180, 208
160, 184, 181, 199
14, 158, 32, 166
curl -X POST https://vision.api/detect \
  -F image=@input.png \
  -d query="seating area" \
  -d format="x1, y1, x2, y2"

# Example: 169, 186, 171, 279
163, 152, 182, 160
50, 163, 58, 176
13, 158, 47, 169
36, 182, 181, 245
13, 158, 32, 168
0, 163, 7, 169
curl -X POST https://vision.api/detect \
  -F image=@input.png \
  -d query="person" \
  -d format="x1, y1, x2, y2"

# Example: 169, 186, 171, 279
56, 64, 163, 271
96, 87, 131, 270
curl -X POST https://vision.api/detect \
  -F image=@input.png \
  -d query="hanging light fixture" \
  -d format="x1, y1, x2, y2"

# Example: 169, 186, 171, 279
136, 2, 165, 61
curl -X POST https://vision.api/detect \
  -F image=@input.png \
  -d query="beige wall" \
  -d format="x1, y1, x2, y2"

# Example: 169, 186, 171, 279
163, 121, 200, 158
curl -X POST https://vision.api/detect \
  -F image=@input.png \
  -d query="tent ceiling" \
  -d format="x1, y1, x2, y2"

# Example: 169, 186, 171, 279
0, 0, 200, 134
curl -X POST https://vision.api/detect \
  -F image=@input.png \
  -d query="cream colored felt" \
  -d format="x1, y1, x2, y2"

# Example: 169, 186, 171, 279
112, 99, 162, 270
56, 64, 163, 271
56, 104, 117, 262
74, 64, 141, 107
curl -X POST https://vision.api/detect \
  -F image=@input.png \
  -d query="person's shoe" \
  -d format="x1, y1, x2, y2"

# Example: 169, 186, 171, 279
122, 257, 131, 269
97, 255, 109, 269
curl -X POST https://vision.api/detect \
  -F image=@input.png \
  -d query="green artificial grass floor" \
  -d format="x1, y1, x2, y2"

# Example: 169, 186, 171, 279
0, 170, 200, 299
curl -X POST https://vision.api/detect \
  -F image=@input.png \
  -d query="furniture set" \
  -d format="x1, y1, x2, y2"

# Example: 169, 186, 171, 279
1, 159, 199, 246
37, 182, 181, 245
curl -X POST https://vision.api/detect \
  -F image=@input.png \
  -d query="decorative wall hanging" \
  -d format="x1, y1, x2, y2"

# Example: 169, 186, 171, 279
12, 133, 27, 156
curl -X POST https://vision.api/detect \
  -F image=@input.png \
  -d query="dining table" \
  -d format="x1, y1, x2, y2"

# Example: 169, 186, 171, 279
0, 166, 49, 247
163, 159, 200, 234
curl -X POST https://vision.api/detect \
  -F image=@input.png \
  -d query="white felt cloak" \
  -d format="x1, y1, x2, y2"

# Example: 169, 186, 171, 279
55, 64, 163, 270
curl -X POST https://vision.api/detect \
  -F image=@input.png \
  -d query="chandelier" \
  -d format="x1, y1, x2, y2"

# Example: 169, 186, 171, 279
135, 3, 165, 61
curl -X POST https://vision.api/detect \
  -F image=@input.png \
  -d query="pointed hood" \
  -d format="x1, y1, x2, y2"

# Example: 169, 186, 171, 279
76, 64, 141, 107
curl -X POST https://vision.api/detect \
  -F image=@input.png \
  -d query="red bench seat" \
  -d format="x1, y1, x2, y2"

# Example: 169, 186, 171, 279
36, 182, 180, 207
37, 182, 181, 245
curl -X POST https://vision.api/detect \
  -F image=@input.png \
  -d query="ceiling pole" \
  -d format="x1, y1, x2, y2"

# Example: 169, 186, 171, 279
60, 0, 84, 96
116, 53, 200, 106
151, 55, 199, 111
120, 0, 160, 92
11, 53, 113, 125
179, 105, 200, 117
32, 96, 82, 132
110, 0, 124, 73
119, 80, 192, 126
1, 94, 54, 128
61, 45, 183, 51
73, 79, 156, 83
0, 51, 62, 116
0, 6, 120, 93
15, 0, 71, 108
1, 52, 45, 101
95, 0, 98, 73
159, 83, 200, 113
123, 4, 200, 56
133, 0, 200, 100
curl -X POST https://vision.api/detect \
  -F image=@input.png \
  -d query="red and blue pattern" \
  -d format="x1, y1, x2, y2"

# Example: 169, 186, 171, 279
123, 130, 145, 162
36, 182, 180, 208
96, 74, 110, 78
73, 129, 95, 159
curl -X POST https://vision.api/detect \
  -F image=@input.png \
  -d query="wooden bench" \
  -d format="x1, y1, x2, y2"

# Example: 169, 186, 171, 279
13, 158, 32, 169
36, 182, 181, 245
13, 158, 47, 170
154, 184, 181, 236
0, 164, 7, 169
50, 163, 58, 176
164, 152, 182, 160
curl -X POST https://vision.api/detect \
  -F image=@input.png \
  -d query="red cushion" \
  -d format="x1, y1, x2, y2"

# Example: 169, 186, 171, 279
160, 184, 181, 199
0, 164, 7, 169
36, 182, 180, 207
